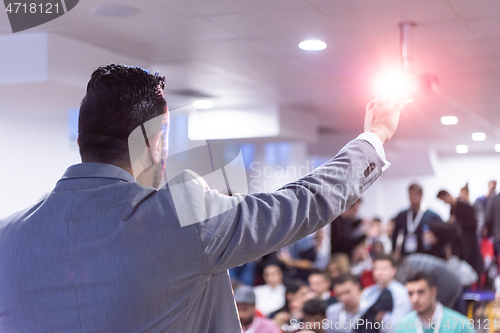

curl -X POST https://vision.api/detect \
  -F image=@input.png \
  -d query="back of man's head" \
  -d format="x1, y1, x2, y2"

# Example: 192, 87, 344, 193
78, 64, 166, 167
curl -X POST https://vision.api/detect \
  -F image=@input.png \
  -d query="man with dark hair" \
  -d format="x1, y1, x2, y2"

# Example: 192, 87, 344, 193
437, 190, 483, 276
396, 272, 475, 333
294, 299, 329, 333
359, 255, 412, 333
325, 274, 363, 333
0, 64, 408, 332
392, 184, 448, 259
308, 270, 336, 306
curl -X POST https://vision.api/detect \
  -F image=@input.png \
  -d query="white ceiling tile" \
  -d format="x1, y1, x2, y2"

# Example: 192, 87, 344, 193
208, 7, 336, 37
169, 0, 309, 16
444, 0, 500, 19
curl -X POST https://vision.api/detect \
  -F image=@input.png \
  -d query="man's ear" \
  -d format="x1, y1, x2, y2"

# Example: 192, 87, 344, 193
77, 137, 79, 146
431, 286, 437, 298
149, 132, 162, 164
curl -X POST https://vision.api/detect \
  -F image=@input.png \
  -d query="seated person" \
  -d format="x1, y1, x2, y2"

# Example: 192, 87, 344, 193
325, 274, 363, 333
308, 270, 336, 306
278, 235, 317, 282
360, 255, 412, 333
234, 285, 282, 333
254, 264, 287, 316
295, 299, 328, 333
396, 272, 475, 333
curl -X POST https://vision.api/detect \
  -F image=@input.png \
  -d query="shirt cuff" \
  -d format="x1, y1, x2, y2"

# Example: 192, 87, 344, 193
356, 132, 390, 171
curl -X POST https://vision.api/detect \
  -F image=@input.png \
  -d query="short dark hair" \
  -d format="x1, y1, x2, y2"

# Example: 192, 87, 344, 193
303, 299, 327, 316
309, 269, 331, 281
406, 271, 436, 288
332, 274, 361, 288
78, 64, 166, 166
408, 183, 423, 195
437, 190, 450, 199
286, 279, 307, 294
373, 254, 397, 268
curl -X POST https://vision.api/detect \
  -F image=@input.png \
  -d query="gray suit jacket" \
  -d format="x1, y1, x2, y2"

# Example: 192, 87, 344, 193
0, 138, 384, 332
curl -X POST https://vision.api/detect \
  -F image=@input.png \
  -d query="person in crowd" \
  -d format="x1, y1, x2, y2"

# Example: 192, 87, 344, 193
475, 180, 497, 236
295, 299, 329, 333
396, 252, 468, 312
351, 243, 375, 288
308, 270, 336, 306
331, 199, 366, 258
254, 264, 287, 317
396, 272, 475, 333
271, 280, 316, 329
458, 183, 470, 204
485, 190, 500, 268
0, 64, 407, 331
436, 190, 484, 276
370, 240, 386, 259
327, 253, 351, 281
234, 285, 283, 333
392, 184, 451, 259
360, 255, 412, 333
325, 274, 364, 333
279, 234, 317, 282
381, 219, 395, 254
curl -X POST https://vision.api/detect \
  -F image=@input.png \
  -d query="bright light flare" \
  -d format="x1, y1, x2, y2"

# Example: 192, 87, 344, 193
456, 145, 469, 154
495, 144, 500, 153
441, 116, 458, 125
373, 69, 418, 99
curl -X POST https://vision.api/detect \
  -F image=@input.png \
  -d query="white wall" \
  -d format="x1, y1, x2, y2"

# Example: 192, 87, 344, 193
358, 153, 500, 222
0, 106, 81, 219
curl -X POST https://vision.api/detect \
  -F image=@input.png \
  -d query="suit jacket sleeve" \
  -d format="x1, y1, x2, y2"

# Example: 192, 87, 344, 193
188, 139, 385, 274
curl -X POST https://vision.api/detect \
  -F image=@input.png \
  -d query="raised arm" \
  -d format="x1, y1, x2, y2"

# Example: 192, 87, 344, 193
192, 98, 409, 273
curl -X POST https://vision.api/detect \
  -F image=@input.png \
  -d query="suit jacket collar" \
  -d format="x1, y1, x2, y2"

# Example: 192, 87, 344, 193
58, 162, 136, 184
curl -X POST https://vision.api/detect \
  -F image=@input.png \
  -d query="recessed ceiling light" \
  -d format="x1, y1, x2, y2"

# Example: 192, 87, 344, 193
472, 132, 486, 141
495, 144, 500, 152
299, 40, 327, 51
93, 5, 139, 17
193, 100, 214, 110
441, 116, 458, 125
456, 145, 468, 154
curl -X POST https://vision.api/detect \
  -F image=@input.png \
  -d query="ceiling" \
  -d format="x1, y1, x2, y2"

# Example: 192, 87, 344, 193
1, 0, 500, 160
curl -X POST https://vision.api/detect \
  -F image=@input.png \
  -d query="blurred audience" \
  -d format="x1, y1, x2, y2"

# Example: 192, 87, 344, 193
437, 190, 483, 276
254, 264, 286, 317
234, 285, 282, 333
279, 235, 317, 282
308, 270, 336, 306
295, 299, 328, 333
475, 180, 496, 236
351, 243, 375, 288
392, 184, 449, 260
325, 274, 363, 333
327, 253, 351, 281
331, 199, 366, 258
396, 272, 475, 333
232, 180, 500, 333
360, 255, 411, 333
